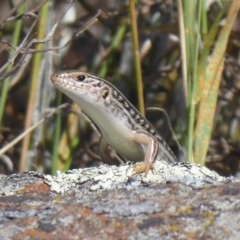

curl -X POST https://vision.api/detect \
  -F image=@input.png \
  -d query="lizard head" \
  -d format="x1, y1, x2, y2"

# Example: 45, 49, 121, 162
50, 70, 116, 107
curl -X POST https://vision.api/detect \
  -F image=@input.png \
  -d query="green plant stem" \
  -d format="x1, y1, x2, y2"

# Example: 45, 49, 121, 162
19, 2, 49, 172
183, 0, 197, 162
51, 92, 62, 175
0, 3, 25, 127
201, 0, 208, 34
98, 22, 127, 78
194, 0, 240, 164
187, 0, 202, 163
129, 0, 145, 116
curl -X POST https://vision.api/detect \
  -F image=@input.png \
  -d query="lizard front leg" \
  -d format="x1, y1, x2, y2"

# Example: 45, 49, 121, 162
99, 136, 114, 165
131, 131, 159, 176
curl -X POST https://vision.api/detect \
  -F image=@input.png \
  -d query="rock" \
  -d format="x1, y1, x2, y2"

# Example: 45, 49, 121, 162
0, 161, 239, 240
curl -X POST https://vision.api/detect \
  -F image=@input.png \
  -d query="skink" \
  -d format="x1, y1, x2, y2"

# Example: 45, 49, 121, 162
51, 71, 177, 175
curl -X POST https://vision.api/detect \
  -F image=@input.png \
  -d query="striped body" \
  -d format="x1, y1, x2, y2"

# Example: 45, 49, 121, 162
51, 71, 177, 174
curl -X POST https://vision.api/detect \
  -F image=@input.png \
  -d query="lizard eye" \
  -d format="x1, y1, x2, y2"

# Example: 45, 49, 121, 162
77, 75, 86, 81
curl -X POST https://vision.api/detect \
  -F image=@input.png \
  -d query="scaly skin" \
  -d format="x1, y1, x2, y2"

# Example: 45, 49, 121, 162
51, 71, 177, 175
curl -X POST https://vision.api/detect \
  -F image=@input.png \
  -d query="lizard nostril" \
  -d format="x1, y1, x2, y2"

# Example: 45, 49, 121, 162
50, 73, 58, 82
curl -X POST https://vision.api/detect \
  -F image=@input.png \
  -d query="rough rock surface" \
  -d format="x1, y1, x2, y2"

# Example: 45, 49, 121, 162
0, 161, 239, 240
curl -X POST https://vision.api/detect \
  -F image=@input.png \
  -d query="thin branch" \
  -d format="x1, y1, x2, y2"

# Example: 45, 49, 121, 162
0, 0, 26, 26
4, 0, 47, 23
0, 104, 69, 157
0, 7, 101, 72
24, 9, 101, 54
0, 0, 77, 82
0, 17, 39, 81
28, 0, 48, 14
5, 12, 39, 22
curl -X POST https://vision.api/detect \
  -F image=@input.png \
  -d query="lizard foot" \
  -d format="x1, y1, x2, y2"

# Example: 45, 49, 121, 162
132, 162, 155, 176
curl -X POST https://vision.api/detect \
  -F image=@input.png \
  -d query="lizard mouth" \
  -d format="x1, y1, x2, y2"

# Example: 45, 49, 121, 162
50, 73, 75, 87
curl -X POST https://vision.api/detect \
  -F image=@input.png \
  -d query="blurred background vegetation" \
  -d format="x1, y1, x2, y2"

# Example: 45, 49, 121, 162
0, 0, 239, 176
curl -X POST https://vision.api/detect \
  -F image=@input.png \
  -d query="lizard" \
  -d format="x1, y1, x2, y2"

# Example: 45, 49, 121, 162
51, 71, 178, 175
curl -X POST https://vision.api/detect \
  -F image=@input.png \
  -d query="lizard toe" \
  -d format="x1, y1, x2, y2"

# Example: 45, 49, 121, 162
132, 162, 155, 176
